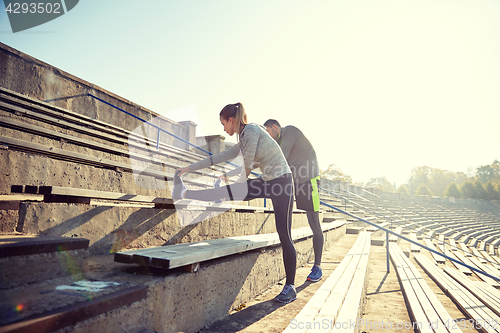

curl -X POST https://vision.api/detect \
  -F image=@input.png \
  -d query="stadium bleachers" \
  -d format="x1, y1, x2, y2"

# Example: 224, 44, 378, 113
1, 83, 500, 333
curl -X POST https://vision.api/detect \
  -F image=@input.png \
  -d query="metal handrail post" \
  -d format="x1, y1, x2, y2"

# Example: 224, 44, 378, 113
156, 129, 160, 150
386, 231, 390, 273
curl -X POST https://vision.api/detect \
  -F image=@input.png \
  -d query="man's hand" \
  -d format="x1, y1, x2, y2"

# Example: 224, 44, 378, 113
175, 166, 190, 177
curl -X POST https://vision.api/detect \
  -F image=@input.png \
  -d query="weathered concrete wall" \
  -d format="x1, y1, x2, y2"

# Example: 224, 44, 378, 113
17, 201, 312, 255
0, 42, 195, 149
379, 191, 403, 201
54, 298, 149, 333
196, 134, 226, 155
0, 149, 177, 199
0, 249, 86, 289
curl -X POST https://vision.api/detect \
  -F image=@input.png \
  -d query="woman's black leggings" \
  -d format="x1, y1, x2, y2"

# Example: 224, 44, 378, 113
185, 173, 296, 285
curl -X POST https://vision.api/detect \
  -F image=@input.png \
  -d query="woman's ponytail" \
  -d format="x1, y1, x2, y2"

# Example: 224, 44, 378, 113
220, 103, 248, 139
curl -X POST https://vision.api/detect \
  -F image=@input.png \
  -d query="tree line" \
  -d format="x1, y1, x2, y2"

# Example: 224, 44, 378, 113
321, 160, 500, 200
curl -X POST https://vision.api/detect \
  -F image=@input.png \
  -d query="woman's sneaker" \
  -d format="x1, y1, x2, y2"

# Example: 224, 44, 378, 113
307, 265, 322, 282
213, 179, 222, 203
172, 171, 186, 200
274, 284, 296, 303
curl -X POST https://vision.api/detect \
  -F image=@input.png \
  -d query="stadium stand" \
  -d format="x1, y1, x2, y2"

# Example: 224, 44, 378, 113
2, 43, 500, 333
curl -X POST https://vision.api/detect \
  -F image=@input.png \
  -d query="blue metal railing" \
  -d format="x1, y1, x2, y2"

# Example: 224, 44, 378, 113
319, 191, 500, 282
88, 93, 211, 154
87, 93, 262, 179
87, 93, 499, 282
321, 185, 476, 254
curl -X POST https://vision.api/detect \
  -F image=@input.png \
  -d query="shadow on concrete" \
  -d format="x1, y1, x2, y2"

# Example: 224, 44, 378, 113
17, 204, 113, 235
18, 204, 179, 255
91, 208, 176, 254
44, 94, 88, 103
255, 213, 272, 234
368, 271, 390, 295
200, 280, 314, 332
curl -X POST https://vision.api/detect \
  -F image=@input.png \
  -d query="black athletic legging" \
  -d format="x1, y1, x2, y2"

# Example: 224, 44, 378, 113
306, 211, 323, 266
185, 173, 296, 285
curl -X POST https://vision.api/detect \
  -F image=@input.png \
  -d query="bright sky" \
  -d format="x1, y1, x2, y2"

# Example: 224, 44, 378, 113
1, 0, 499, 187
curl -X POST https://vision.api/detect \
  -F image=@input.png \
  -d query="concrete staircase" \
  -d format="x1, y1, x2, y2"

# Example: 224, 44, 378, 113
0, 87, 349, 332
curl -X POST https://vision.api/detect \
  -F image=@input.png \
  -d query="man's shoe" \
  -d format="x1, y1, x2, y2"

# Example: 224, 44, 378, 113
173, 170, 186, 200
307, 265, 322, 282
274, 284, 297, 304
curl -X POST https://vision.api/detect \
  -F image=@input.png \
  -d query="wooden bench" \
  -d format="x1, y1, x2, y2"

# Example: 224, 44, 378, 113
469, 237, 479, 248
389, 227, 402, 243
438, 233, 445, 245
424, 238, 446, 264
0, 280, 147, 333
460, 234, 472, 244
389, 244, 461, 333
481, 250, 500, 268
410, 232, 420, 253
441, 245, 472, 276
282, 232, 370, 333
115, 221, 346, 272
425, 229, 436, 239
443, 267, 500, 318
459, 243, 472, 257
414, 226, 427, 240
452, 251, 500, 289
492, 237, 500, 250
443, 229, 456, 237
416, 254, 500, 331
467, 256, 500, 289
470, 247, 488, 264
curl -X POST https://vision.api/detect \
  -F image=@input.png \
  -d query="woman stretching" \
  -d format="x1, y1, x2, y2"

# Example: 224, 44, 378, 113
174, 102, 297, 304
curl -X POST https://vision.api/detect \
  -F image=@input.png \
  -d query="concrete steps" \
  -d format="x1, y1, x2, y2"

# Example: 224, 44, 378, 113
0, 234, 147, 333
0, 277, 147, 333
0, 234, 89, 288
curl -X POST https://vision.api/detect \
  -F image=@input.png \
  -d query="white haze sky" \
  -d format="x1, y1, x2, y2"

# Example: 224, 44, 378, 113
1, 0, 499, 186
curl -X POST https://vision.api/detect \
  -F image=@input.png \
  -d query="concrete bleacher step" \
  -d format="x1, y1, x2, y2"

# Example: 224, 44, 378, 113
0, 234, 89, 289
322, 212, 345, 222
346, 226, 365, 234
0, 234, 149, 333
0, 277, 147, 333
0, 219, 348, 333
0, 87, 223, 191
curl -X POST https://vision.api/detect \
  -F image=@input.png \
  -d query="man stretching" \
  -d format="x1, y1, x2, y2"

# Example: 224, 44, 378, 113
264, 119, 323, 282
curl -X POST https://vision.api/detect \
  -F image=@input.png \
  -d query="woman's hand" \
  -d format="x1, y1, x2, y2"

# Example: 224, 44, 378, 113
217, 174, 229, 183
176, 166, 190, 177
234, 177, 246, 184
